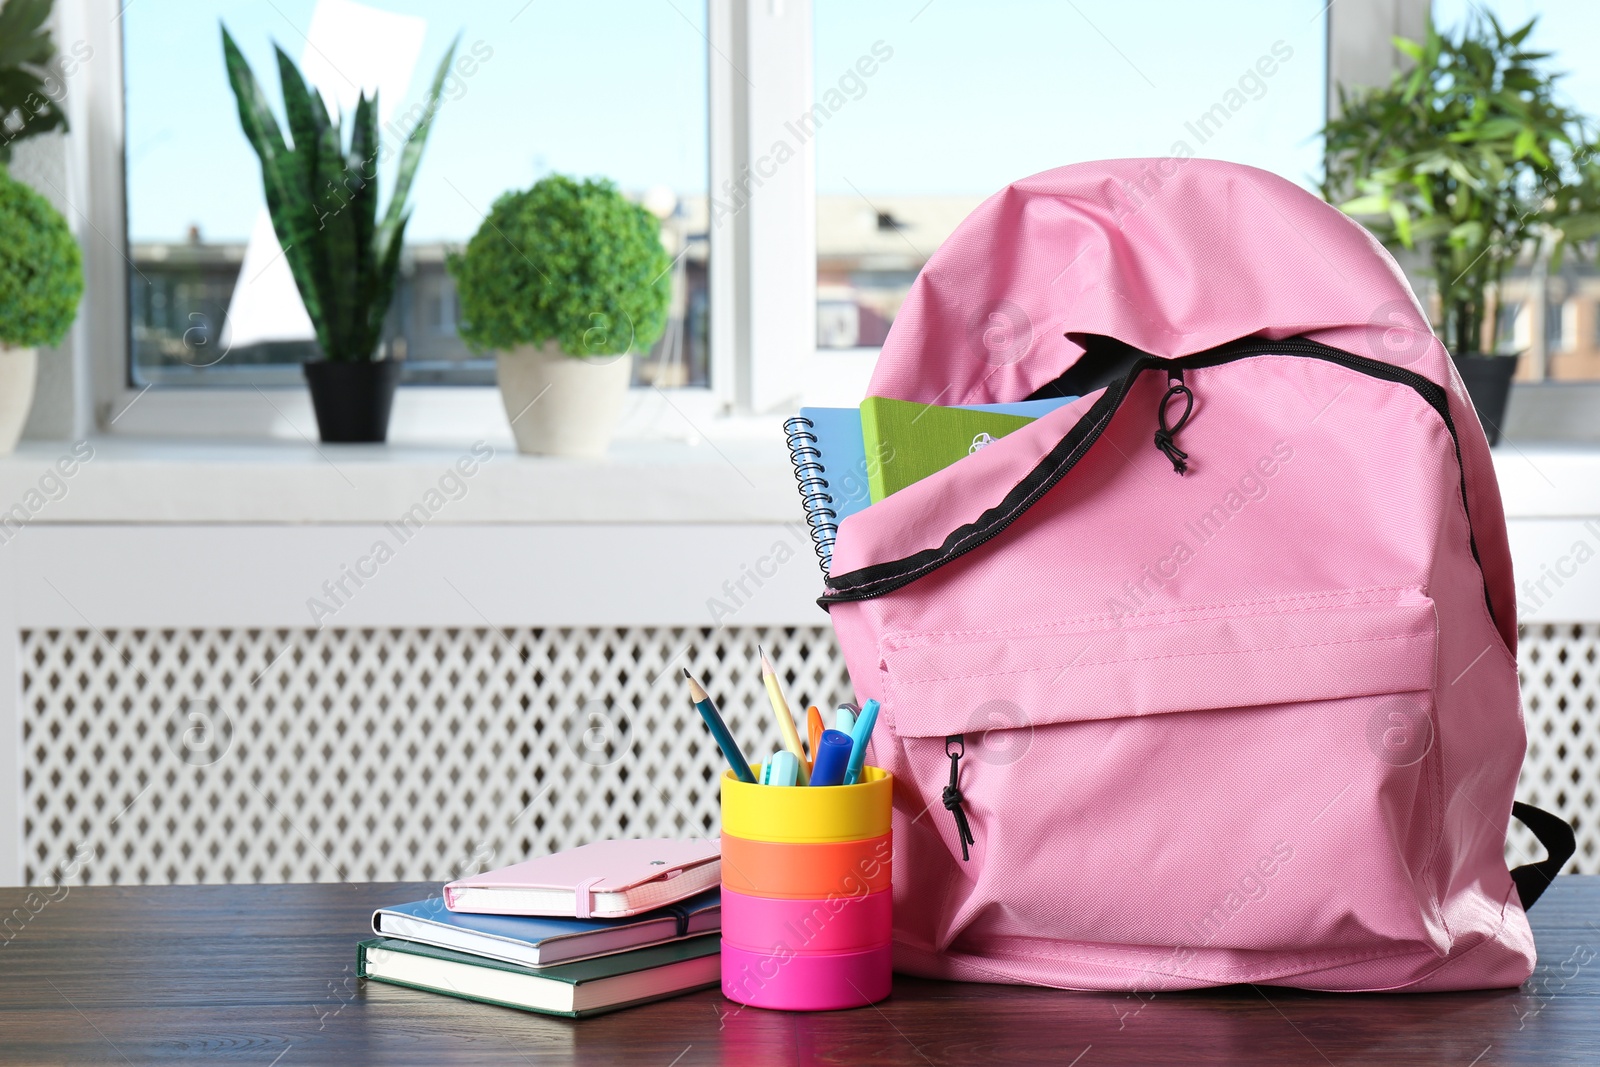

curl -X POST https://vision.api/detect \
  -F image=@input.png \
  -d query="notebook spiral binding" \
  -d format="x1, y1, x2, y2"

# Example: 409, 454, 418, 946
782, 415, 838, 573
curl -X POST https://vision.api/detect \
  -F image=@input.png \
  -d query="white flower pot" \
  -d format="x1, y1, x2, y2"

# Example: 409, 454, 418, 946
496, 343, 632, 458
0, 345, 38, 456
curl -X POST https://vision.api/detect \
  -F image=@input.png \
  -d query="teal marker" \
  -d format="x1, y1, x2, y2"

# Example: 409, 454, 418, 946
762, 750, 800, 787
835, 702, 857, 735
842, 699, 880, 785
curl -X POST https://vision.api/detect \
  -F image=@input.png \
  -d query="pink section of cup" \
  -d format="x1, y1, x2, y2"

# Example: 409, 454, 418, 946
721, 887, 891, 955
720, 941, 893, 1012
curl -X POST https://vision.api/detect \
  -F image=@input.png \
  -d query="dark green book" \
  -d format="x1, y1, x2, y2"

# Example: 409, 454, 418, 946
357, 933, 720, 1018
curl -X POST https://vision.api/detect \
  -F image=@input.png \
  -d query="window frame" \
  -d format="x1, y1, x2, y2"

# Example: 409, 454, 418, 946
79, 0, 816, 441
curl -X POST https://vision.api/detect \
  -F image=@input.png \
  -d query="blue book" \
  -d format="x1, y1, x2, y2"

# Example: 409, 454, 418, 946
962, 397, 1084, 418
371, 888, 720, 969
784, 395, 1077, 573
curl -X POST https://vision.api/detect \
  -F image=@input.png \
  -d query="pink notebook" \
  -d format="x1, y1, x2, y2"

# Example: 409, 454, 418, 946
444, 839, 721, 918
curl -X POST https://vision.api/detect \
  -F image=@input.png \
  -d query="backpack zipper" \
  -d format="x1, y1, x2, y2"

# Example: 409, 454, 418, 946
944, 734, 977, 861
820, 337, 1493, 627
1152, 367, 1193, 474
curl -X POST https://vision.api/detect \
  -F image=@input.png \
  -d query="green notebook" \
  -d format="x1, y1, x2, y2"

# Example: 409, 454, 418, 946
357, 933, 720, 1019
861, 396, 1038, 501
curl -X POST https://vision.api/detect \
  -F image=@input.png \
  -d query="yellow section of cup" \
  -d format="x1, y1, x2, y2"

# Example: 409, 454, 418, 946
720, 766, 892, 843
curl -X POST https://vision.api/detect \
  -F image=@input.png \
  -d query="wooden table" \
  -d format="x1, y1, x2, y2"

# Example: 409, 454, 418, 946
0, 878, 1594, 1065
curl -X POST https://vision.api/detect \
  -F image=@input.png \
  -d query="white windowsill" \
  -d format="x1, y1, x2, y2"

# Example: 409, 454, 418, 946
20, 351, 877, 525
101, 384, 734, 446
2, 425, 1587, 528
1491, 445, 1600, 519
0, 436, 797, 524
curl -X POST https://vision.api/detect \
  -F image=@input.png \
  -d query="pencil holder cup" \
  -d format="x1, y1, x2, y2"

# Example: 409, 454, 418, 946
719, 766, 893, 1012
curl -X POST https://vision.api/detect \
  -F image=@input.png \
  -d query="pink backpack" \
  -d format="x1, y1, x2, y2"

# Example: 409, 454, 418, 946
822, 159, 1573, 992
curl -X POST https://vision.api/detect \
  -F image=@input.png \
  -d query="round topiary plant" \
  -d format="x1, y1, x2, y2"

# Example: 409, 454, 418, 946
0, 166, 83, 348
449, 175, 671, 357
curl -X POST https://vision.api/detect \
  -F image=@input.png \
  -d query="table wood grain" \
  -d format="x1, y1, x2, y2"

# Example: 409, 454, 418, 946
0, 878, 1594, 1065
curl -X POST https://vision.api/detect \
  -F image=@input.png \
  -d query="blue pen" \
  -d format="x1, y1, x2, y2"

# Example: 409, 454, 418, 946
684, 670, 756, 783
842, 699, 880, 785
808, 729, 854, 787
835, 703, 858, 735
763, 750, 800, 787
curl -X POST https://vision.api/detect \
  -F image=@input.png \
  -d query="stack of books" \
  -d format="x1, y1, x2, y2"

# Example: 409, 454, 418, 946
358, 839, 723, 1018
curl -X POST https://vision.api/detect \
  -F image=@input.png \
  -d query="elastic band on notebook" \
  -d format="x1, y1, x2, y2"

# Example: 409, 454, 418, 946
573, 876, 603, 919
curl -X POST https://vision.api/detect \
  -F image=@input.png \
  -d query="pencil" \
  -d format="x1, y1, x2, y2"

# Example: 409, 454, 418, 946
758, 647, 810, 785
684, 669, 756, 783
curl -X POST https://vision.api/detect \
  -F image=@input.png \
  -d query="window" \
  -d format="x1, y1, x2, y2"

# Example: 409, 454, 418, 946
1544, 297, 1576, 354
123, 0, 710, 388
1496, 300, 1528, 352
90, 0, 1420, 435
810, 0, 1329, 350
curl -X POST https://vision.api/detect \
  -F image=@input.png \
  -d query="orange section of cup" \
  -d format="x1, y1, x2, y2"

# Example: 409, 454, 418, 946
720, 831, 892, 900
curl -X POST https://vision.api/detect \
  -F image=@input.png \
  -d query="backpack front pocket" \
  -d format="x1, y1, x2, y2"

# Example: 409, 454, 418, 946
878, 589, 1448, 982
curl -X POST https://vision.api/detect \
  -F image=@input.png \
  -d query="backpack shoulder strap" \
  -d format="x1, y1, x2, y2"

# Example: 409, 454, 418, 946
1510, 801, 1576, 909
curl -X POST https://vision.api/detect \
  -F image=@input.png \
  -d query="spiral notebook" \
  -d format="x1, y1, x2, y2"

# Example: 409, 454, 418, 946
783, 395, 1077, 573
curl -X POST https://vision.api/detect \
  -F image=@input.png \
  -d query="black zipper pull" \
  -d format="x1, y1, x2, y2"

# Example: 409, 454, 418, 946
1153, 370, 1194, 474
944, 734, 977, 861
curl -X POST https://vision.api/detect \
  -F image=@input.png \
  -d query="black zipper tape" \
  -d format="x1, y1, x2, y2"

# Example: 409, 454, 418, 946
819, 337, 1493, 627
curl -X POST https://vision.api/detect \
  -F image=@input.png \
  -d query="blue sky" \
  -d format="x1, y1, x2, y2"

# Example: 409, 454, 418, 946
127, 1, 1600, 245
1432, 1, 1600, 121
813, 0, 1327, 197
125, 0, 712, 242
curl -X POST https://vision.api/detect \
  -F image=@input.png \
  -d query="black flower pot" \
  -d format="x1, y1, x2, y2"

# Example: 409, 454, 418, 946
1452, 353, 1518, 447
303, 360, 400, 443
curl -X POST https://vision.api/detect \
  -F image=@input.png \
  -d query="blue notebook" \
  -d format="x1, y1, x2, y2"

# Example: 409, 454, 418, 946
783, 395, 1077, 573
371, 888, 720, 969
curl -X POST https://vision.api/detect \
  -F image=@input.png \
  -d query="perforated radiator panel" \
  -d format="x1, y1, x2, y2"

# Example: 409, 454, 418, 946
21, 626, 851, 884
18, 622, 1596, 883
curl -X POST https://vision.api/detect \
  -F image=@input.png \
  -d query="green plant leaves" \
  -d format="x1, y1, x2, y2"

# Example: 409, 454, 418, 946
1321, 11, 1600, 355
220, 24, 456, 363
0, 0, 69, 164
1388, 201, 1414, 247
221, 28, 327, 350
448, 175, 672, 358
0, 163, 82, 346
379, 35, 458, 269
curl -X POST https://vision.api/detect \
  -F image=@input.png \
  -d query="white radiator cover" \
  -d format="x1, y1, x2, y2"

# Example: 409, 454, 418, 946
1515, 623, 1599, 874
19, 622, 1594, 884
22, 625, 851, 884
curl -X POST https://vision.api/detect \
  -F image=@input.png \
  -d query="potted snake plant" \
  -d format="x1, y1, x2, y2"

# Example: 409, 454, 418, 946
448, 175, 672, 457
1322, 12, 1600, 444
221, 26, 455, 442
